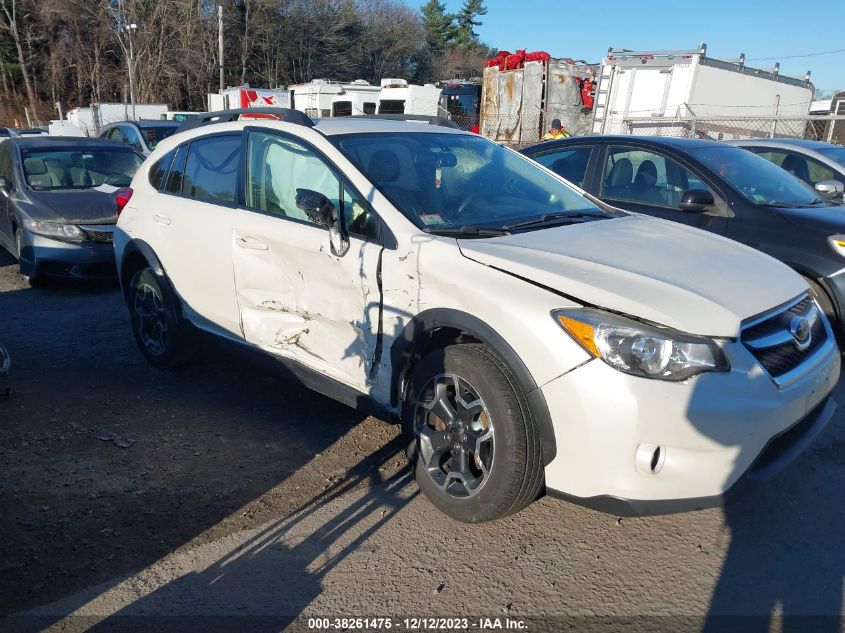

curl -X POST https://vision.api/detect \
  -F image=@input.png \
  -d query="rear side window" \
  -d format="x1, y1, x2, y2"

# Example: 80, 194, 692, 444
148, 149, 176, 190
181, 135, 240, 204
164, 145, 188, 194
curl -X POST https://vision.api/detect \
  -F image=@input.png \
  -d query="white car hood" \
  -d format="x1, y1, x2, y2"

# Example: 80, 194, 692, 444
459, 214, 806, 337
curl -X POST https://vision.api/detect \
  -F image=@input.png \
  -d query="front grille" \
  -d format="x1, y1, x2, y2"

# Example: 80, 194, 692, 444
79, 225, 115, 243
741, 295, 829, 382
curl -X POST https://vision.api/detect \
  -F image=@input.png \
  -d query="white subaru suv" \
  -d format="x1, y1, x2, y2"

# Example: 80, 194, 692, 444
114, 109, 840, 522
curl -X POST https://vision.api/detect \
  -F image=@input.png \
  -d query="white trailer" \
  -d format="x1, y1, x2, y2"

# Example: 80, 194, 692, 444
592, 44, 814, 136
66, 103, 169, 136
288, 79, 380, 117
377, 79, 442, 117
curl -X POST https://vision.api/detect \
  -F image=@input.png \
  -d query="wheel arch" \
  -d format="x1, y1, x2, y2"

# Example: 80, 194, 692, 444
119, 238, 167, 301
390, 308, 557, 465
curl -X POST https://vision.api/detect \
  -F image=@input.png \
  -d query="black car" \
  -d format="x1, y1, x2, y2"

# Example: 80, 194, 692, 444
520, 135, 845, 336
0, 136, 143, 284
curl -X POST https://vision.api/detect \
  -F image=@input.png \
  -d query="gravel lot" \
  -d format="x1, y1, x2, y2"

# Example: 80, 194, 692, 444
1, 250, 844, 632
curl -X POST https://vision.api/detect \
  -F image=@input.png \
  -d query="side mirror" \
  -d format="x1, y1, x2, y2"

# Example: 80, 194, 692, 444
295, 188, 349, 256
679, 189, 715, 213
815, 179, 845, 199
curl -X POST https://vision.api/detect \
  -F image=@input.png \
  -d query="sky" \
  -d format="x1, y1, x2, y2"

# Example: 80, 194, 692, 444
431, 0, 845, 94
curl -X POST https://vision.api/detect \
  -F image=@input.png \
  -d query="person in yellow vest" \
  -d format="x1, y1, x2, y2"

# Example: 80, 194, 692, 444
543, 118, 570, 140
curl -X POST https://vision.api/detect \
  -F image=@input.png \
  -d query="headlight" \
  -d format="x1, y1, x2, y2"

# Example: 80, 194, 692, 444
553, 308, 729, 381
828, 235, 845, 258
23, 220, 84, 242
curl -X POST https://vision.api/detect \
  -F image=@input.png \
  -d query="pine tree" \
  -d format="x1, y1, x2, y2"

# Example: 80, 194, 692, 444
454, 0, 486, 50
420, 0, 454, 52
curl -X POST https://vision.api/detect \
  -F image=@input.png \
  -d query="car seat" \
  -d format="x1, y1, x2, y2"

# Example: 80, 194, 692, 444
24, 158, 61, 188
604, 158, 633, 199
781, 154, 810, 184
632, 160, 665, 204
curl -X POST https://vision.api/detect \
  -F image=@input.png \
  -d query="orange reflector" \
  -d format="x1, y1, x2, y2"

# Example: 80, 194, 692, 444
834, 240, 845, 249
557, 316, 600, 358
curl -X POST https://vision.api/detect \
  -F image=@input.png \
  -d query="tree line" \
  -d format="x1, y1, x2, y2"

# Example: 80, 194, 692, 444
0, 0, 492, 126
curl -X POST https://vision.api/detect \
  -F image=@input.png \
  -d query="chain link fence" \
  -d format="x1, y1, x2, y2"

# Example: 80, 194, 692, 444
478, 111, 845, 147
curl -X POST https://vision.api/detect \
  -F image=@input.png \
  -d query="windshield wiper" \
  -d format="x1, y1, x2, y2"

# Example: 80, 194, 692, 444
425, 226, 510, 237
502, 211, 607, 231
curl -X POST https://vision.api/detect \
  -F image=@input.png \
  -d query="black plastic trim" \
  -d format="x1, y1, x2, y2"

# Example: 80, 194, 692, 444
389, 308, 557, 465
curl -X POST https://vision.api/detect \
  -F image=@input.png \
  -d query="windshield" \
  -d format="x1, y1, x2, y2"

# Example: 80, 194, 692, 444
818, 146, 845, 169
332, 132, 606, 233
139, 125, 179, 150
21, 148, 143, 190
692, 145, 823, 207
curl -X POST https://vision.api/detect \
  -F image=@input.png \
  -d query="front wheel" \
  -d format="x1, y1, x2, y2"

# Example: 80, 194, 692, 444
402, 344, 544, 523
128, 267, 193, 369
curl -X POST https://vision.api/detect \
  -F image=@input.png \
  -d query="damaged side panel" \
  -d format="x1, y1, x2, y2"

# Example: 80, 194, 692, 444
231, 217, 383, 392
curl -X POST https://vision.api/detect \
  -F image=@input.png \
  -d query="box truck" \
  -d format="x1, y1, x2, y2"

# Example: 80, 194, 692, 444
592, 44, 814, 137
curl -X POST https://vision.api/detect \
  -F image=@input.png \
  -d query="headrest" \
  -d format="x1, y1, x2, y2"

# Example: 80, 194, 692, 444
24, 157, 47, 175
368, 149, 400, 184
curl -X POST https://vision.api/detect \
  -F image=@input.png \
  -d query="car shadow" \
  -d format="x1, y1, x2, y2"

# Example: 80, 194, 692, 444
0, 275, 381, 618
700, 375, 845, 632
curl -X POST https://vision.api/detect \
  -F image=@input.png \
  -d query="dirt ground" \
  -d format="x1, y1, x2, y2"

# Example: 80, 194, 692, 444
2, 249, 845, 632
0, 250, 402, 617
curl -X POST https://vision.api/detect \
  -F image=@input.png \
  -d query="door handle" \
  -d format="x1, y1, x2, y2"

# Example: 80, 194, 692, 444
236, 235, 269, 251
153, 214, 171, 226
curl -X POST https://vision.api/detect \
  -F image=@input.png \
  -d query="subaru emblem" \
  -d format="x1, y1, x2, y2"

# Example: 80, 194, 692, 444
789, 316, 812, 350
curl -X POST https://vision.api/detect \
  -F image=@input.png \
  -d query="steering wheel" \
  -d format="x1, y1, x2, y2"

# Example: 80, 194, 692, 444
103, 173, 129, 186
455, 192, 499, 218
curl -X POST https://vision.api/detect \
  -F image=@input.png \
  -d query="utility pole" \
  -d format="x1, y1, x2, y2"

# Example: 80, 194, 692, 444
126, 23, 137, 120
218, 5, 224, 92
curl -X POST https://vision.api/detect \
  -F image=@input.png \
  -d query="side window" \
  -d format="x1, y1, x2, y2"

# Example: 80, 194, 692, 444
532, 146, 592, 188
363, 103, 377, 115
246, 132, 378, 239
0, 143, 13, 188
123, 127, 142, 151
752, 150, 788, 167
181, 135, 240, 204
806, 158, 836, 186
164, 145, 188, 194
148, 149, 176, 191
111, 127, 125, 144
601, 146, 713, 209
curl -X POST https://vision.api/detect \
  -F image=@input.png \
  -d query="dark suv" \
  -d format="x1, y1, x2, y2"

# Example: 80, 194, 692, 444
521, 136, 845, 337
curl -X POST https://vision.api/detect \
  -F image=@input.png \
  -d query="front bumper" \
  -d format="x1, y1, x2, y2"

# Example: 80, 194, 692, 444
20, 231, 116, 279
541, 337, 840, 516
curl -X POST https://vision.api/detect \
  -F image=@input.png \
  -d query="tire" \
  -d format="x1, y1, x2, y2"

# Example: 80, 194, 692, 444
128, 267, 193, 369
803, 276, 840, 338
401, 343, 544, 523
804, 276, 836, 317
15, 228, 42, 287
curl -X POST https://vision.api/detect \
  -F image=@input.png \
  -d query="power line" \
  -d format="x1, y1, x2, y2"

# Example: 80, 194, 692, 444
747, 48, 845, 61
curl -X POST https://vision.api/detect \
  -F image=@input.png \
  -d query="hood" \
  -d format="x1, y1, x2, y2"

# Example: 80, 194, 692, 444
26, 188, 119, 224
776, 204, 845, 233
459, 215, 806, 337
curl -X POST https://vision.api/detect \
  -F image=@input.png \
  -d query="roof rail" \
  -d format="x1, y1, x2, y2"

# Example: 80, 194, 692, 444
354, 114, 461, 129
176, 108, 315, 133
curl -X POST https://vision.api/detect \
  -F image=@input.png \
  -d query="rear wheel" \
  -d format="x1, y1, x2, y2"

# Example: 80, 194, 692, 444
128, 267, 193, 369
402, 344, 544, 523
